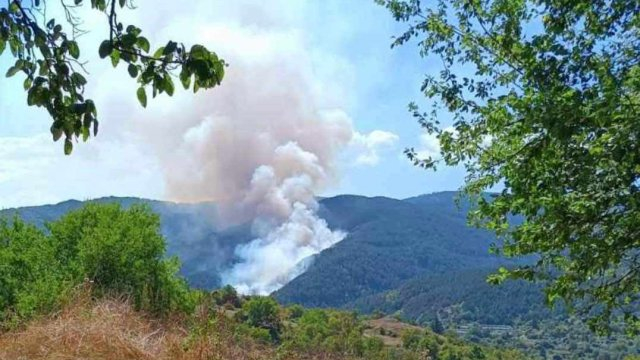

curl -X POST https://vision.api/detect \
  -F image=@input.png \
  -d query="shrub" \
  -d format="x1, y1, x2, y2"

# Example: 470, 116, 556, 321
0, 218, 66, 325
47, 203, 193, 314
242, 296, 281, 341
401, 328, 422, 350
213, 285, 241, 308
286, 304, 305, 320
0, 202, 194, 327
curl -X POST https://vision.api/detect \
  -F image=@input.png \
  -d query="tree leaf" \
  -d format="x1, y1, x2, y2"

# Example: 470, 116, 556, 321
137, 37, 150, 53
179, 69, 191, 89
99, 40, 112, 59
5, 66, 20, 77
137, 87, 147, 108
68, 41, 80, 59
164, 41, 177, 55
64, 138, 73, 155
51, 126, 63, 141
164, 75, 174, 96
23, 77, 32, 91
128, 64, 138, 78
110, 49, 120, 67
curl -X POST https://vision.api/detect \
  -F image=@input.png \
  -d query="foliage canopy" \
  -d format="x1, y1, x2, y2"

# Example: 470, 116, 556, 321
377, 0, 640, 333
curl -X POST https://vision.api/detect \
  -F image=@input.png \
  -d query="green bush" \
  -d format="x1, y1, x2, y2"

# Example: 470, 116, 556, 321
241, 296, 281, 342
0, 218, 66, 324
286, 304, 305, 320
49, 203, 193, 314
282, 308, 366, 356
212, 285, 241, 308
0, 202, 194, 327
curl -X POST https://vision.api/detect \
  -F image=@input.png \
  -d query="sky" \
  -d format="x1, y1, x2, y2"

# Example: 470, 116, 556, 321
0, 0, 465, 209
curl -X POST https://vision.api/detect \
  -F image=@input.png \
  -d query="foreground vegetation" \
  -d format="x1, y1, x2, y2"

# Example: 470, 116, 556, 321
0, 203, 525, 359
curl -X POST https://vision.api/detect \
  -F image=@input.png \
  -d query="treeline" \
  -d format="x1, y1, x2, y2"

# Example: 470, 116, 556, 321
0, 203, 525, 359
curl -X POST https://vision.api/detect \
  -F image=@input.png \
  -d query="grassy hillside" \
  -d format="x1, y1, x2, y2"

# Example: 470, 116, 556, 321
0, 289, 527, 360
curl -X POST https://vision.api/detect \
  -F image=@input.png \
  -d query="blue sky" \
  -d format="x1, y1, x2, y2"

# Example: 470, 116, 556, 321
0, 0, 464, 209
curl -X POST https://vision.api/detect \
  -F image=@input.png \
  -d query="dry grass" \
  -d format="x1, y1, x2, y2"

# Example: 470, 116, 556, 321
0, 294, 171, 360
0, 295, 349, 360
364, 316, 428, 347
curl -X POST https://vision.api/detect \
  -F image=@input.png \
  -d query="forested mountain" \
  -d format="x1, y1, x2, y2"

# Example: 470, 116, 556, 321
276, 193, 515, 307
0, 192, 529, 313
2, 192, 514, 304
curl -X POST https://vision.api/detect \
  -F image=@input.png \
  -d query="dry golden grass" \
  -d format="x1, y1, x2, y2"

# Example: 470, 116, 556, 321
0, 295, 349, 360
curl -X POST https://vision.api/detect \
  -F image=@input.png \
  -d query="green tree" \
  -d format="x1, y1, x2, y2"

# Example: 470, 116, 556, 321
377, 0, 640, 333
212, 284, 241, 308
48, 202, 192, 313
432, 315, 445, 335
242, 296, 281, 341
401, 328, 422, 350
0, 217, 65, 324
0, 0, 224, 154
471, 345, 486, 359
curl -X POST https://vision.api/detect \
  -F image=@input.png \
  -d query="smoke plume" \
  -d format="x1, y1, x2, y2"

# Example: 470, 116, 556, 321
127, 3, 396, 294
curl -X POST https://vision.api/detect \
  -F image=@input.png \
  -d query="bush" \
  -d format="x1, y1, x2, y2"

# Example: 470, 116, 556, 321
401, 328, 422, 350
241, 296, 281, 341
0, 202, 194, 327
282, 309, 367, 356
286, 304, 305, 320
0, 218, 66, 324
48, 203, 193, 314
212, 285, 241, 308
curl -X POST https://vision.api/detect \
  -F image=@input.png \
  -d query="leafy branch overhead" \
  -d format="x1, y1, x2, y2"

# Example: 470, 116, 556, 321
0, 0, 225, 154
378, 0, 640, 334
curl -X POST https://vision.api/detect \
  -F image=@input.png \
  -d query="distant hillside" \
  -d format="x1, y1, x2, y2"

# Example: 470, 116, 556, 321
346, 268, 557, 326
275, 192, 517, 308
1, 192, 525, 310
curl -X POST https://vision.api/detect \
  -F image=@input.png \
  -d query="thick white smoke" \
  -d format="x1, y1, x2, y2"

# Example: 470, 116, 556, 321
124, 2, 397, 294
220, 142, 346, 294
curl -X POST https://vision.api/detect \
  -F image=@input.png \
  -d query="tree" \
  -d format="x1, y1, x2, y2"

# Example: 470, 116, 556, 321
377, 0, 640, 334
0, 0, 225, 154
0, 217, 64, 324
242, 296, 281, 341
48, 202, 192, 313
432, 315, 444, 335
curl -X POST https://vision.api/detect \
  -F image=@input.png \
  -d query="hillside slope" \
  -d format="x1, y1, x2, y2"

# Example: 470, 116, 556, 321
275, 193, 515, 307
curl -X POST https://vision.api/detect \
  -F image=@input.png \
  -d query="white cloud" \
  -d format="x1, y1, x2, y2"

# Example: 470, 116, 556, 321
350, 130, 399, 166
416, 132, 442, 160
0, 133, 162, 209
